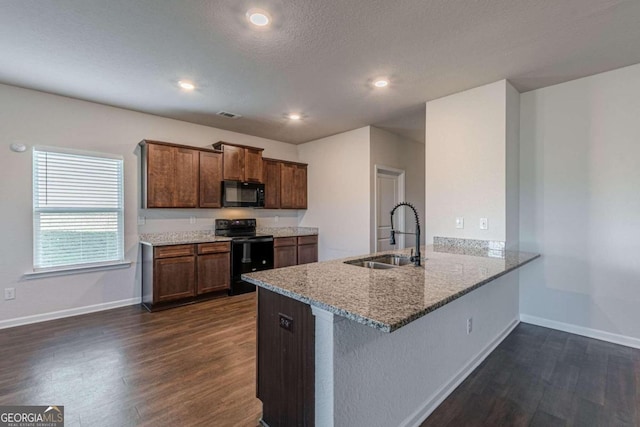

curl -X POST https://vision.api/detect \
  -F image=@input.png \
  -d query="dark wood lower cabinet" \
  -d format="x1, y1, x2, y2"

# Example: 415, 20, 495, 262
274, 237, 298, 269
257, 288, 315, 427
297, 236, 318, 265
154, 256, 196, 302
274, 235, 318, 269
142, 242, 231, 311
197, 253, 230, 293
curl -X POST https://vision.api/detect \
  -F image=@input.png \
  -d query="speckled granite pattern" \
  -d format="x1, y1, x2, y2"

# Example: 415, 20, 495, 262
139, 231, 232, 246
243, 245, 539, 333
433, 236, 505, 258
257, 227, 318, 237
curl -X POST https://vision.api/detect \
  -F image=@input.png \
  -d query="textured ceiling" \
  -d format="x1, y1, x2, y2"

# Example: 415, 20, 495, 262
1, 0, 639, 144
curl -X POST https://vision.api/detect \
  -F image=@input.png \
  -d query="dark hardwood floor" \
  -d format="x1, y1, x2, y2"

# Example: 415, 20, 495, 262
0, 294, 262, 427
3, 297, 639, 427
422, 322, 640, 427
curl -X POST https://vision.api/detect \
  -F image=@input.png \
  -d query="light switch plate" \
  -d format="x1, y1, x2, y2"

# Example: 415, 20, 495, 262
480, 218, 488, 230
137, 216, 146, 226
455, 217, 464, 229
189, 216, 196, 224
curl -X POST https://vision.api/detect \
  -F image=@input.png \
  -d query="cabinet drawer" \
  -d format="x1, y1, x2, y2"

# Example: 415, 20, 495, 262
197, 242, 231, 254
274, 237, 297, 247
154, 244, 195, 259
297, 235, 318, 245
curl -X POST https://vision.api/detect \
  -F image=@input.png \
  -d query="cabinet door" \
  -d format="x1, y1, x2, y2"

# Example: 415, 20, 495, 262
280, 163, 296, 209
297, 244, 318, 265
222, 145, 245, 181
274, 245, 297, 269
244, 148, 263, 183
197, 252, 230, 294
281, 163, 308, 209
146, 143, 175, 208
293, 165, 308, 209
174, 148, 199, 207
199, 151, 223, 208
154, 256, 196, 302
263, 160, 281, 209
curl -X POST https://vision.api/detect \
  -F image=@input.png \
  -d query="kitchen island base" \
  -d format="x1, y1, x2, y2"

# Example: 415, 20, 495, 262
257, 288, 315, 427
258, 270, 521, 426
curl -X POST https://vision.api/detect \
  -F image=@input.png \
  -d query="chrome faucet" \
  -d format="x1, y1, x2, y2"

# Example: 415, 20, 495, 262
389, 202, 421, 267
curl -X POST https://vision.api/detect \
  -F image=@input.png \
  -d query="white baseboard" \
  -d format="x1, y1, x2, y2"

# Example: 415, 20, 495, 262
0, 298, 142, 330
401, 318, 520, 427
519, 314, 640, 350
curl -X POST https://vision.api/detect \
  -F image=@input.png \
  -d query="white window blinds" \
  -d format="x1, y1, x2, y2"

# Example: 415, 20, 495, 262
33, 147, 124, 270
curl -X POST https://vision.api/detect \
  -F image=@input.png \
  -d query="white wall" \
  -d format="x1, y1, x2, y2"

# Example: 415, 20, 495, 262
505, 83, 521, 250
315, 270, 520, 426
298, 127, 371, 261
425, 80, 511, 243
0, 83, 299, 326
369, 127, 425, 251
519, 63, 640, 342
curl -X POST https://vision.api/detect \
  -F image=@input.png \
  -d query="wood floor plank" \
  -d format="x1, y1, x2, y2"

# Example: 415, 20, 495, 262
421, 323, 640, 427
0, 294, 261, 427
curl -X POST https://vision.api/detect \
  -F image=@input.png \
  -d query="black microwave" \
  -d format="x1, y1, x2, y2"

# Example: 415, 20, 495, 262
222, 180, 265, 208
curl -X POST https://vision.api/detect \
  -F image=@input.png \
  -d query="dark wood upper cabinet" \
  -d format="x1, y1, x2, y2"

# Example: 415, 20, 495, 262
220, 144, 245, 181
143, 142, 198, 208
199, 151, 223, 208
146, 143, 175, 208
214, 142, 264, 183
263, 159, 281, 209
281, 163, 308, 209
245, 148, 263, 182
141, 139, 305, 210
174, 148, 199, 207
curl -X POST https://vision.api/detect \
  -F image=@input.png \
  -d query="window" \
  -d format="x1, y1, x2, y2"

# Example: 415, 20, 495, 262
33, 146, 124, 270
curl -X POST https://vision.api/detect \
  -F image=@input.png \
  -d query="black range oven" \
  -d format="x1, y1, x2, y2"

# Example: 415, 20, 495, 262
215, 218, 273, 295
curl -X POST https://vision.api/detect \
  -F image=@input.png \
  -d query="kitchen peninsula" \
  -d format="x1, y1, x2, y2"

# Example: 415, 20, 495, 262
243, 242, 539, 427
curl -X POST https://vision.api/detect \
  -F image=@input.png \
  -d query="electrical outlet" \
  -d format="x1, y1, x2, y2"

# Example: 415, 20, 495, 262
467, 317, 473, 335
279, 313, 293, 332
4, 288, 15, 300
455, 217, 464, 229
137, 216, 146, 225
275, 216, 279, 223
479, 218, 488, 230
189, 216, 196, 224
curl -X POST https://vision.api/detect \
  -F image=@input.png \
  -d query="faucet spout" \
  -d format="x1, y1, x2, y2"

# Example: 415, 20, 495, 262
389, 202, 421, 267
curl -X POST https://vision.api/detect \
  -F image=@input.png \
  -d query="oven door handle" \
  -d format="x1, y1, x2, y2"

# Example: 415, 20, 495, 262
233, 237, 274, 244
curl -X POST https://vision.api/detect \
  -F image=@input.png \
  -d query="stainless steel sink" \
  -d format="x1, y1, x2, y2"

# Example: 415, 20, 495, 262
371, 254, 413, 266
347, 260, 398, 270
344, 254, 413, 269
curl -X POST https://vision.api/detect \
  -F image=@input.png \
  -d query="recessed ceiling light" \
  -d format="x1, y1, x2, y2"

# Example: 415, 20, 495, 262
288, 113, 301, 121
247, 9, 270, 27
178, 80, 195, 91
373, 79, 389, 88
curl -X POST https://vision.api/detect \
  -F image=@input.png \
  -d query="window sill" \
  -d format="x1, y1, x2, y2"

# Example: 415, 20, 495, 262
23, 261, 132, 280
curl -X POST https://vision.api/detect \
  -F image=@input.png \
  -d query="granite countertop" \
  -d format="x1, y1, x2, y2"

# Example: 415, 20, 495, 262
242, 246, 539, 333
139, 231, 232, 246
257, 227, 318, 238
139, 227, 318, 246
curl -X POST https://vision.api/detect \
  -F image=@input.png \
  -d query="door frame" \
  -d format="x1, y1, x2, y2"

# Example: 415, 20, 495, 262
374, 164, 406, 252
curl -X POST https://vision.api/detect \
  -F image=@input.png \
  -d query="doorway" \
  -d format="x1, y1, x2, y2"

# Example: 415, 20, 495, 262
375, 165, 405, 251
